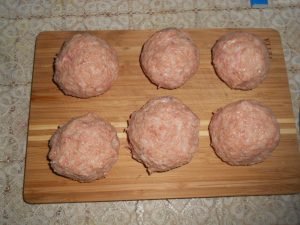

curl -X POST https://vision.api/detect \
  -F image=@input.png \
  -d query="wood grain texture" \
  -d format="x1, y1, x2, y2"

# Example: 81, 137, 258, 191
24, 29, 300, 203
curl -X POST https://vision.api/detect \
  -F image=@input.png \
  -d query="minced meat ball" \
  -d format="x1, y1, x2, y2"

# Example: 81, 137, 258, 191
127, 96, 200, 173
140, 28, 200, 89
212, 32, 270, 90
48, 113, 120, 182
209, 100, 280, 166
54, 33, 119, 98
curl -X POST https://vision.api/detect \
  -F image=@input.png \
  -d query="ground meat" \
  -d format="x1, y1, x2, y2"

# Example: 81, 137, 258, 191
127, 96, 200, 173
54, 33, 119, 98
140, 28, 200, 89
48, 113, 120, 182
212, 32, 270, 90
209, 100, 280, 166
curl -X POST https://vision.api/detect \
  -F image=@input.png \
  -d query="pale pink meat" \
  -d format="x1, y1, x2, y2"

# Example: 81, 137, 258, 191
140, 28, 200, 89
209, 100, 280, 166
212, 32, 270, 90
48, 113, 120, 182
54, 33, 119, 98
127, 96, 200, 173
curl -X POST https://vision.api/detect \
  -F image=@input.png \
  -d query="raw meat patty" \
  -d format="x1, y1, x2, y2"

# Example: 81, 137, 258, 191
54, 33, 119, 98
48, 113, 120, 182
212, 32, 270, 90
140, 28, 200, 89
127, 96, 200, 173
209, 100, 280, 166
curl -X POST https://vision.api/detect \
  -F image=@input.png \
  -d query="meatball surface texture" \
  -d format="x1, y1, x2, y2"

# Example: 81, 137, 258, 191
140, 28, 199, 89
48, 113, 120, 182
127, 96, 200, 173
212, 32, 270, 90
209, 100, 280, 165
54, 33, 119, 98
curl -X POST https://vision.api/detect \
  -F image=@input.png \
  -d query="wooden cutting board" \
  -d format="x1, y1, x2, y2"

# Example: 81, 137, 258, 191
24, 29, 300, 203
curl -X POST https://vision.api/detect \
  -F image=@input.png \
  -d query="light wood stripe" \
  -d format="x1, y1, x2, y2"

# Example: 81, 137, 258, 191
28, 135, 51, 141
28, 118, 296, 131
199, 130, 209, 136
200, 120, 210, 126
277, 118, 295, 123
280, 128, 297, 134
200, 118, 296, 126
112, 122, 128, 128
28, 133, 126, 141
28, 128, 297, 142
117, 132, 127, 139
29, 125, 58, 130
28, 122, 129, 130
